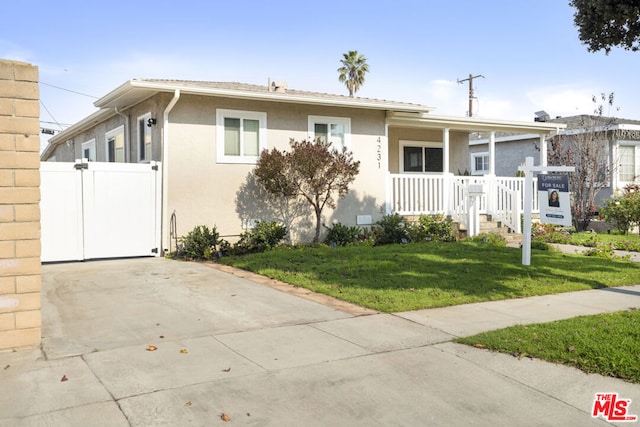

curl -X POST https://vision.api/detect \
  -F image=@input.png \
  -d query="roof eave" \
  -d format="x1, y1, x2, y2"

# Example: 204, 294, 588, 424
387, 111, 567, 134
40, 108, 116, 160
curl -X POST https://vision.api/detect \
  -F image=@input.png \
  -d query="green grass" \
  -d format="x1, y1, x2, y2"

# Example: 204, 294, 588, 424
456, 309, 640, 383
569, 232, 640, 252
218, 241, 640, 312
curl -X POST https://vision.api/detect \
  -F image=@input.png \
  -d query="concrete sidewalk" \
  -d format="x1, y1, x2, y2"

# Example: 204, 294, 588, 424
1, 258, 639, 426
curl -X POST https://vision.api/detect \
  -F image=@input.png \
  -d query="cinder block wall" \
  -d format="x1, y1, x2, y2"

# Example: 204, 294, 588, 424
0, 59, 41, 350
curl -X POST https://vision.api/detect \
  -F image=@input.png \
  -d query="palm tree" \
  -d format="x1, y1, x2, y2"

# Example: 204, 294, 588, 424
337, 50, 369, 97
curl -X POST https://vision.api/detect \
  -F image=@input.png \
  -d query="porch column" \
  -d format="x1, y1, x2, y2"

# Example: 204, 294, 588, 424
539, 135, 547, 168
486, 131, 497, 216
443, 128, 450, 174
488, 131, 496, 175
442, 128, 451, 215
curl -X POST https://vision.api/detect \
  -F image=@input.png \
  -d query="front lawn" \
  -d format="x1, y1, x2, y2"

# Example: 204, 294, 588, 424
218, 241, 640, 312
569, 232, 640, 252
456, 309, 640, 383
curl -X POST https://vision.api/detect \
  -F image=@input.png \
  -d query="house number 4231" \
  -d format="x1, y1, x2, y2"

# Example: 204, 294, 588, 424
376, 137, 382, 168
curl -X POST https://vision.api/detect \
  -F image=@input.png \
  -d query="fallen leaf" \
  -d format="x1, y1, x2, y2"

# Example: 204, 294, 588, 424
568, 345, 575, 353
222, 367, 231, 372
3, 365, 9, 370
180, 349, 188, 354
220, 413, 231, 422
184, 401, 192, 407
231, 294, 237, 297
60, 375, 68, 382
159, 336, 165, 339
474, 343, 485, 349
147, 345, 158, 351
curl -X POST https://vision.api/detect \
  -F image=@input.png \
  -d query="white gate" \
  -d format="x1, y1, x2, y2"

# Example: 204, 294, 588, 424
41, 161, 162, 262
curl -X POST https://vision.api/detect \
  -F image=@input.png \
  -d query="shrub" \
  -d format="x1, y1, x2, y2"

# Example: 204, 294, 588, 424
531, 222, 571, 244
409, 214, 457, 242
600, 184, 640, 235
232, 221, 287, 254
176, 225, 223, 260
373, 214, 409, 245
324, 222, 364, 246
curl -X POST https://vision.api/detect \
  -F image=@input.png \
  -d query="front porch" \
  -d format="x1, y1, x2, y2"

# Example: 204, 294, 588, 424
387, 174, 539, 236
384, 112, 566, 235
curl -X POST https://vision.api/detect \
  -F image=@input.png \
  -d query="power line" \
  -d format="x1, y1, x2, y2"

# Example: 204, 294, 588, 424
39, 81, 99, 99
39, 100, 64, 131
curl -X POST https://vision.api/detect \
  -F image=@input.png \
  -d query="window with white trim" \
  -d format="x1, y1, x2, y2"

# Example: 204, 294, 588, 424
82, 139, 96, 162
216, 109, 266, 164
399, 140, 443, 173
471, 152, 489, 175
308, 115, 351, 150
138, 113, 152, 162
618, 142, 640, 184
106, 126, 125, 163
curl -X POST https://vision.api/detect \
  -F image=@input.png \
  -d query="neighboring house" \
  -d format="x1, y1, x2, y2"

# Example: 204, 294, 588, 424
469, 114, 640, 205
41, 79, 564, 250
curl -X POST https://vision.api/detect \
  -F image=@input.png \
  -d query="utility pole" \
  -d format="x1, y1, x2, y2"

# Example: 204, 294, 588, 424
457, 73, 484, 117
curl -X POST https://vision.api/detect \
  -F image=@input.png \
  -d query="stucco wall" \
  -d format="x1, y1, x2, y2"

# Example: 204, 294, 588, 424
0, 59, 41, 351
387, 126, 469, 174
165, 95, 388, 244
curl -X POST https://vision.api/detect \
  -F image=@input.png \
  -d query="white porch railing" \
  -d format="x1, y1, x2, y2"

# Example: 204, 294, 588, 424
388, 174, 539, 234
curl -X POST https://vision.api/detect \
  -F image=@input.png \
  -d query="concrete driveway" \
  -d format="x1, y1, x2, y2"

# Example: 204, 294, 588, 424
1, 257, 639, 426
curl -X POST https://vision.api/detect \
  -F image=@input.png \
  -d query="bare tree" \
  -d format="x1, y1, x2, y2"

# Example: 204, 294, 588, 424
548, 93, 618, 230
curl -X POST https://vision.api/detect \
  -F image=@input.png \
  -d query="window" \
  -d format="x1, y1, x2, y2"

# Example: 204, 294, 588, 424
106, 126, 125, 163
81, 139, 96, 162
619, 144, 639, 183
216, 109, 266, 163
138, 113, 153, 162
308, 115, 351, 150
399, 140, 443, 173
471, 152, 489, 175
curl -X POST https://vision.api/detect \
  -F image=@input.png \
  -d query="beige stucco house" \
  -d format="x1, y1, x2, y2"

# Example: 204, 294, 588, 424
41, 79, 564, 250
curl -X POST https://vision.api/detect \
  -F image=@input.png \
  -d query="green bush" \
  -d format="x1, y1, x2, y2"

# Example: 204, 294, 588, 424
176, 225, 223, 260
324, 222, 365, 246
408, 214, 457, 242
373, 214, 409, 245
600, 184, 640, 235
531, 222, 571, 244
232, 221, 287, 254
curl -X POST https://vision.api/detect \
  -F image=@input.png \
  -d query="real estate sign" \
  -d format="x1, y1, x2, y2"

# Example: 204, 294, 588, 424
538, 174, 571, 227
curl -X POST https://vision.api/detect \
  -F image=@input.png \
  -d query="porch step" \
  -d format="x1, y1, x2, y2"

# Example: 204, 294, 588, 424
456, 214, 522, 243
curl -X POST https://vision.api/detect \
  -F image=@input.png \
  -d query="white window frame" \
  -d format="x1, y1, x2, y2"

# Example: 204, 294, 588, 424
137, 113, 152, 163
216, 109, 267, 164
616, 141, 640, 187
399, 140, 443, 174
105, 125, 125, 163
308, 115, 351, 150
470, 152, 489, 175
81, 139, 96, 162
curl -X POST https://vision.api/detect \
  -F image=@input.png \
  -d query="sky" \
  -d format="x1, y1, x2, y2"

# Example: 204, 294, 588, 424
2, 0, 639, 151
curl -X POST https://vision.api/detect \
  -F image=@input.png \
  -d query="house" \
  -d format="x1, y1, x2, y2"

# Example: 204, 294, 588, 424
41, 79, 565, 250
468, 114, 640, 206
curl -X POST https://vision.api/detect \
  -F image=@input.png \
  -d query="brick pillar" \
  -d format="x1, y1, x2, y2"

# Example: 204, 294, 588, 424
0, 59, 41, 350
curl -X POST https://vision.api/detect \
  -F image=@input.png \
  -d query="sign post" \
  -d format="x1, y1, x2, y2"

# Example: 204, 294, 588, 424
518, 157, 574, 266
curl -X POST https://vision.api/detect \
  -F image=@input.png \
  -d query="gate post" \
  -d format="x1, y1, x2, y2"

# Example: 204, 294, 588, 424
0, 60, 41, 350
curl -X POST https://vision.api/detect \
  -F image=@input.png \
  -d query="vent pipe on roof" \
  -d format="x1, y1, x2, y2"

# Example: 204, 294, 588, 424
268, 77, 272, 92
272, 81, 287, 93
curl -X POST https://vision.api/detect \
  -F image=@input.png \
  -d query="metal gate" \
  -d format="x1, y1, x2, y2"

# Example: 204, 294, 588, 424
40, 161, 162, 262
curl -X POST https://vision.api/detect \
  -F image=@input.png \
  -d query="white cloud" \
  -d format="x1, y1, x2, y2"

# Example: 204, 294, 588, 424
526, 86, 598, 118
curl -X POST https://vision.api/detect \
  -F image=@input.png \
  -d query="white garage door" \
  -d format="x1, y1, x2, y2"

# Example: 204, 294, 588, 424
41, 161, 162, 262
